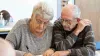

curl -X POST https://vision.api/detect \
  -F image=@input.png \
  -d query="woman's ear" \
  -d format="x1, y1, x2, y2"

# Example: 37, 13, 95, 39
31, 14, 34, 18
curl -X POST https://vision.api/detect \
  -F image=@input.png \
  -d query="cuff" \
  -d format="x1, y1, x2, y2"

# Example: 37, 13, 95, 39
69, 33, 78, 41
15, 50, 26, 56
70, 49, 76, 56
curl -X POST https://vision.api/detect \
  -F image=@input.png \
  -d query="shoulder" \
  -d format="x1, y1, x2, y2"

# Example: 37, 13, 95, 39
10, 18, 30, 33
82, 25, 94, 37
53, 19, 63, 30
12, 18, 29, 29
84, 25, 93, 32
15, 18, 29, 26
46, 22, 53, 31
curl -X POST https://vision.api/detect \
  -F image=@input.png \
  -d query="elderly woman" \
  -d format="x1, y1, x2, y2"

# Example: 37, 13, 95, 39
5, 2, 54, 56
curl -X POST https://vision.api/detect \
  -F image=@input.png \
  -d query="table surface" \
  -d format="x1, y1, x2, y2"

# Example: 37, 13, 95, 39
0, 22, 15, 34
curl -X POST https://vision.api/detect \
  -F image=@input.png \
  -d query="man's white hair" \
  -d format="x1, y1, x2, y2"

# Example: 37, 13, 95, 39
32, 1, 54, 20
73, 5, 81, 19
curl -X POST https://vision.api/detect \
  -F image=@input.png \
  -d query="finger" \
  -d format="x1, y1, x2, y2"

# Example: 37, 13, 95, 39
51, 54, 54, 56
85, 21, 91, 26
54, 53, 59, 56
82, 20, 89, 23
86, 20, 91, 23
43, 53, 47, 56
46, 52, 52, 56
49, 53, 53, 56
82, 20, 91, 26
53, 53, 57, 56
83, 19, 91, 24
86, 23, 91, 26
47, 53, 50, 56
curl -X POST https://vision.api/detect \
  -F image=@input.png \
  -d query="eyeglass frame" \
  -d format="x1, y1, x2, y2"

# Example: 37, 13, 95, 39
34, 15, 50, 26
60, 18, 78, 26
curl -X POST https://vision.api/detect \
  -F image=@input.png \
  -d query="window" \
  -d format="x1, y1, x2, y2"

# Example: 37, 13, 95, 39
0, 0, 57, 23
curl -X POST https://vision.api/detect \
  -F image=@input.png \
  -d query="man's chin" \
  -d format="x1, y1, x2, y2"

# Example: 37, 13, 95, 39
64, 28, 71, 31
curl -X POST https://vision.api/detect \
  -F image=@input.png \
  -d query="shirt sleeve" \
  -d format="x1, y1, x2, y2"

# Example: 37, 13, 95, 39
69, 26, 95, 56
5, 20, 26, 56
16, 50, 26, 56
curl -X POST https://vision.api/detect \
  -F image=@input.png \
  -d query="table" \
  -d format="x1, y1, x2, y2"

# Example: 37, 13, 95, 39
0, 22, 15, 38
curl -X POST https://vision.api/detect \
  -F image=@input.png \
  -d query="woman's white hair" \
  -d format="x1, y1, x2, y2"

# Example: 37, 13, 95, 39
32, 2, 54, 20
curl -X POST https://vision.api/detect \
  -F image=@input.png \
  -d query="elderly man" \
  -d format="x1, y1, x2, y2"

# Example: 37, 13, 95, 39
5, 2, 54, 56
44, 4, 95, 56
0, 38, 15, 56
52, 4, 95, 56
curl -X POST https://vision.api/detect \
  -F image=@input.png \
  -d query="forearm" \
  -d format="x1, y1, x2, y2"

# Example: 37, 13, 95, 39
65, 33, 78, 46
69, 46, 95, 56
53, 33, 78, 50
70, 34, 95, 56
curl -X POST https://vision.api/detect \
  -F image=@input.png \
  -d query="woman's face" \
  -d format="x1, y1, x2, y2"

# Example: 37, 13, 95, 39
29, 14, 49, 33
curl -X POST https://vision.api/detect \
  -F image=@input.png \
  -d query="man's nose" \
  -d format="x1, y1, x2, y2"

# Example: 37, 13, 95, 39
62, 21, 66, 26
62, 21, 70, 26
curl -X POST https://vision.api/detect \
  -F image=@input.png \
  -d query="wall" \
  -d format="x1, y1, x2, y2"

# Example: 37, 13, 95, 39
75, 0, 100, 41
0, 0, 57, 23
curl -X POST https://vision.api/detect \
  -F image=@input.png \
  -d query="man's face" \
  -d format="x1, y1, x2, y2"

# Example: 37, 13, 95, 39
61, 15, 77, 31
30, 14, 49, 33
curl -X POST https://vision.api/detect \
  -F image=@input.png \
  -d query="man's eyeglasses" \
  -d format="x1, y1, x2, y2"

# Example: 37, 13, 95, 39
61, 19, 77, 26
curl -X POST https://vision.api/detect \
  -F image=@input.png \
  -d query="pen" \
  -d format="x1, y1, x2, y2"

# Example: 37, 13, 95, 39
26, 46, 30, 52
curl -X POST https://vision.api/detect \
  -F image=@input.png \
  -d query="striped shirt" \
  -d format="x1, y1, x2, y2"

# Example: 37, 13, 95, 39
51, 19, 96, 56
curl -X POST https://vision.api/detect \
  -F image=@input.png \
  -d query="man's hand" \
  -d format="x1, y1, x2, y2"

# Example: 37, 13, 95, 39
53, 50, 70, 56
43, 49, 54, 56
74, 19, 91, 36
24, 53, 33, 56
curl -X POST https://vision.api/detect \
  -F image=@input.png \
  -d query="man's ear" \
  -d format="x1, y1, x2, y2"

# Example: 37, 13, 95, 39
77, 18, 81, 22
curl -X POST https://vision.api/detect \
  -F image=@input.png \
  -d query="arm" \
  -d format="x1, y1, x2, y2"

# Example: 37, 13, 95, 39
69, 26, 95, 56
51, 21, 78, 51
69, 19, 95, 56
52, 19, 95, 56
6, 20, 31, 56
6, 29, 26, 56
